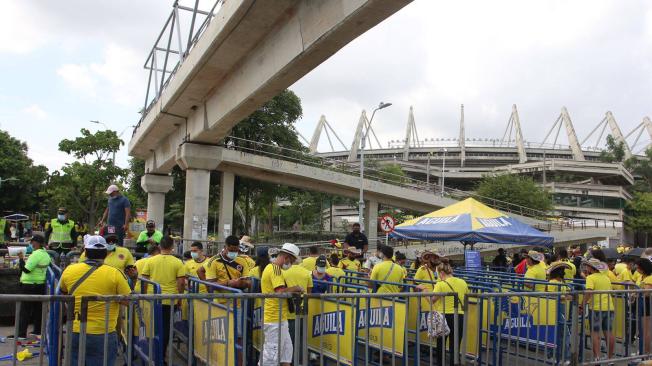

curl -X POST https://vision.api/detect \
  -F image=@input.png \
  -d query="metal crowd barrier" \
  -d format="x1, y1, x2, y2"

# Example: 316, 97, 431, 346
4, 268, 652, 366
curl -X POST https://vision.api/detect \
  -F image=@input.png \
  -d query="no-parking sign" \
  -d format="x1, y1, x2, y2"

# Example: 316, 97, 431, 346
379, 215, 396, 233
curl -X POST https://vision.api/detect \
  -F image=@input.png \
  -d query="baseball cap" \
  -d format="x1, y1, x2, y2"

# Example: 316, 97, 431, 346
316, 255, 328, 268
279, 243, 300, 259
30, 234, 45, 245
85, 235, 108, 250
105, 184, 119, 194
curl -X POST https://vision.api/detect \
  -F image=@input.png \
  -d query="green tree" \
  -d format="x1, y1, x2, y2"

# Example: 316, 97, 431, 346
0, 130, 48, 213
124, 158, 147, 208
229, 89, 305, 235
46, 128, 126, 227
599, 135, 626, 163
625, 147, 652, 193
475, 174, 553, 213
624, 192, 652, 245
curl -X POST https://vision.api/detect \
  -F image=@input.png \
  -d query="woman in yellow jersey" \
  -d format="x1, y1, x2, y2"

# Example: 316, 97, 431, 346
431, 259, 468, 366
339, 248, 362, 272
250, 246, 270, 281
636, 258, 652, 354
546, 262, 571, 360
523, 250, 547, 291
414, 250, 441, 291
581, 258, 615, 362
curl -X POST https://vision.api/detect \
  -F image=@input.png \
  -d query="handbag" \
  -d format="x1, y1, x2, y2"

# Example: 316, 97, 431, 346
427, 280, 456, 338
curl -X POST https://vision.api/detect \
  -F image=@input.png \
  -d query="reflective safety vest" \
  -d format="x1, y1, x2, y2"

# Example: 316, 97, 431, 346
0, 218, 6, 235
49, 219, 75, 244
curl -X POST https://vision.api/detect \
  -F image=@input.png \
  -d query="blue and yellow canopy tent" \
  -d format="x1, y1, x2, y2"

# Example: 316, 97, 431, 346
391, 198, 553, 249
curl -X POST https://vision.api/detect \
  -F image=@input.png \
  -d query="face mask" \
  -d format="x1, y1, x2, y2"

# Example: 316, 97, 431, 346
27, 244, 34, 252
191, 252, 200, 260
227, 251, 238, 260
57, 214, 66, 221
317, 267, 326, 274
106, 244, 116, 251
282, 263, 291, 270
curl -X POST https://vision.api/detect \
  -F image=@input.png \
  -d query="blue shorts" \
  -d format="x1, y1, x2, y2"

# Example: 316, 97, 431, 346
589, 311, 614, 332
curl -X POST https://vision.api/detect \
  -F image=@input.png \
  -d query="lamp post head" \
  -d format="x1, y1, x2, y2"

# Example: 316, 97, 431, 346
90, 120, 100, 124
378, 102, 392, 110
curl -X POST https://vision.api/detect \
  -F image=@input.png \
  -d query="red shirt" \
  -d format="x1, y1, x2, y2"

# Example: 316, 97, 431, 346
514, 259, 528, 275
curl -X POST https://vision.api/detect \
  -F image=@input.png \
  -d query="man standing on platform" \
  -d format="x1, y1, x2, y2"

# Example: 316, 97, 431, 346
98, 184, 131, 245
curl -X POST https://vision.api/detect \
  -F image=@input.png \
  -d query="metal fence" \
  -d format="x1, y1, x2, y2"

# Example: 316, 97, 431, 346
3, 267, 651, 366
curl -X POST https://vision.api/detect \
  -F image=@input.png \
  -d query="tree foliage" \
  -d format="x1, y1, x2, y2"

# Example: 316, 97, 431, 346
45, 128, 126, 227
475, 174, 553, 212
625, 192, 652, 233
0, 130, 48, 213
625, 147, 652, 193
599, 135, 626, 163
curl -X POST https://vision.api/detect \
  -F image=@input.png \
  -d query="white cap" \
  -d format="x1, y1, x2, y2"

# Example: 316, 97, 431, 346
84, 235, 108, 250
279, 243, 300, 259
105, 184, 119, 194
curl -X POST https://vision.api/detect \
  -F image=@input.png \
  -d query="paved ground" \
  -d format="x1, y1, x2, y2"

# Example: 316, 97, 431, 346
0, 327, 45, 365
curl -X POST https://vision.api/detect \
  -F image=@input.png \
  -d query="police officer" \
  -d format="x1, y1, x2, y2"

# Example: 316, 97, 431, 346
45, 207, 77, 255
135, 220, 163, 253
15, 234, 51, 339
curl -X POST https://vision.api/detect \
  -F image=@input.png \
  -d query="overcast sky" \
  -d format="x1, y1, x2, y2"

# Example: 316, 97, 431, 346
2, 0, 652, 172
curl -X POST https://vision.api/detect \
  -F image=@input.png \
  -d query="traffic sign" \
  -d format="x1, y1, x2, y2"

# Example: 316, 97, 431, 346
379, 215, 396, 233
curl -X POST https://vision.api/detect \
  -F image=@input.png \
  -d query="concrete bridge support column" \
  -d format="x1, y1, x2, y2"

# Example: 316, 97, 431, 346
218, 171, 235, 243
365, 198, 379, 242
176, 143, 221, 250
140, 174, 174, 230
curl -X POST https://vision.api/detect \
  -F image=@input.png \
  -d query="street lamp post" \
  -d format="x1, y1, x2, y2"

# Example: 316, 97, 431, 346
440, 148, 447, 197
0, 177, 18, 189
358, 102, 392, 233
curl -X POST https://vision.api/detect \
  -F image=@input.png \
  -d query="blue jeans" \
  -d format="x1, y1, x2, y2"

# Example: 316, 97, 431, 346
71, 332, 118, 365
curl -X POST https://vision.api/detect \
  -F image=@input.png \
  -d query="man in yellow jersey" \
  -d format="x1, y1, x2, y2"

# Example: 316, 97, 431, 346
60, 236, 131, 365
239, 235, 256, 271
581, 258, 615, 361
202, 235, 251, 290
260, 243, 303, 366
141, 236, 186, 356
339, 248, 362, 272
79, 234, 136, 279
524, 250, 547, 291
283, 255, 312, 353
370, 245, 406, 293
301, 246, 321, 271
327, 254, 346, 278
185, 241, 208, 292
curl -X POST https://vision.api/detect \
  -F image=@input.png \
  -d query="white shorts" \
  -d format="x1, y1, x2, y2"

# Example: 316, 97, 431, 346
259, 321, 293, 365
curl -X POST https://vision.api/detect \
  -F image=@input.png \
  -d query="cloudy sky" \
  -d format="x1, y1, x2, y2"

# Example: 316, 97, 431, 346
2, 0, 652, 172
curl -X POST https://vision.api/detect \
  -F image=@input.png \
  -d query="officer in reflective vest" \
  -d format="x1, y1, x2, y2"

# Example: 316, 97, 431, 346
45, 207, 77, 254
0, 217, 7, 241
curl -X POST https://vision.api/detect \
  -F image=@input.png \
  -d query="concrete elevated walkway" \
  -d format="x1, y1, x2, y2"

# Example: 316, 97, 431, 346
130, 0, 412, 173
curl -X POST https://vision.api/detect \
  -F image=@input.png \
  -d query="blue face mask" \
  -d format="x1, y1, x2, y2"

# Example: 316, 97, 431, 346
26, 244, 34, 253
191, 252, 200, 260
106, 244, 116, 252
226, 251, 238, 260
57, 214, 66, 221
